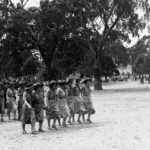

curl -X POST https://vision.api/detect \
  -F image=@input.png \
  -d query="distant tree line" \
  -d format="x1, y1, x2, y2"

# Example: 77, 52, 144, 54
130, 36, 150, 75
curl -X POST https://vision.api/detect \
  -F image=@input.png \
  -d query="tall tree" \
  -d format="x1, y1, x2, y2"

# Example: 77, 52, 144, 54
54, 37, 86, 79
130, 36, 150, 62
24, 0, 75, 79
0, 2, 38, 78
65, 0, 149, 89
133, 54, 147, 75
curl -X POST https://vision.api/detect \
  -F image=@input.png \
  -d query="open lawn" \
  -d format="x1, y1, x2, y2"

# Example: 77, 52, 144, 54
1, 82, 150, 150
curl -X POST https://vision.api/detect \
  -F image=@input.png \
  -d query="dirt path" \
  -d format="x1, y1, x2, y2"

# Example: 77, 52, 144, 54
1, 82, 150, 150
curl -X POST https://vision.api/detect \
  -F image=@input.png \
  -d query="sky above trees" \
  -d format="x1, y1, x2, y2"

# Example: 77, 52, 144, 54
12, 0, 39, 7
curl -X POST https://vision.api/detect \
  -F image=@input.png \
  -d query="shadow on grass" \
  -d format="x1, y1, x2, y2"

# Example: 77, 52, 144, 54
37, 121, 114, 137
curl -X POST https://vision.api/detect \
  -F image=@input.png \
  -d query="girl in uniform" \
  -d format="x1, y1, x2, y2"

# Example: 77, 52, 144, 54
66, 79, 75, 124
32, 82, 45, 132
17, 81, 25, 121
73, 79, 85, 123
6, 83, 17, 120
0, 83, 5, 122
56, 81, 70, 127
21, 83, 36, 134
81, 78, 95, 123
45, 80, 60, 130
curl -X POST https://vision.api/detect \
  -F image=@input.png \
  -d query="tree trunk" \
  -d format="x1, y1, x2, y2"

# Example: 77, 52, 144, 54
94, 79, 103, 90
94, 43, 103, 90
94, 57, 103, 90
105, 75, 108, 83
94, 69, 103, 90
47, 67, 52, 80
41, 57, 54, 81
46, 65, 59, 80
87, 38, 104, 90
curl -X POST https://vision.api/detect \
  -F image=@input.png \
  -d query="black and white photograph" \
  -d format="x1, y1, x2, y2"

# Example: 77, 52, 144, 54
0, 0, 150, 150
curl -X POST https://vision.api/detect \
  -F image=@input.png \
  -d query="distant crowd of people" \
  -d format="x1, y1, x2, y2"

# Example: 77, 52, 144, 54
106, 74, 150, 83
135, 75, 150, 84
0, 78, 95, 134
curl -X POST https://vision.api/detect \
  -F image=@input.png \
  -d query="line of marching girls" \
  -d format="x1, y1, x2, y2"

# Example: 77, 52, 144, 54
0, 78, 96, 134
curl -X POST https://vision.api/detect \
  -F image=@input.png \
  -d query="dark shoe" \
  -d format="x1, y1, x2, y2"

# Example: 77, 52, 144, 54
77, 119, 82, 124
63, 124, 68, 128
68, 120, 72, 125
38, 129, 44, 132
83, 118, 85, 122
23, 131, 27, 134
52, 125, 59, 130
59, 123, 62, 127
87, 118, 92, 123
31, 131, 38, 134
1, 119, 4, 122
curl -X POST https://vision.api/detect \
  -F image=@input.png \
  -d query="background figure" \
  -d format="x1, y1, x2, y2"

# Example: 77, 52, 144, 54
140, 75, 144, 84
148, 75, 150, 84
45, 81, 60, 130
56, 81, 70, 127
4, 82, 9, 110
21, 83, 36, 134
66, 79, 75, 124
81, 78, 95, 123
32, 82, 45, 132
0, 83, 5, 122
17, 82, 25, 121
73, 79, 85, 124
6, 83, 17, 120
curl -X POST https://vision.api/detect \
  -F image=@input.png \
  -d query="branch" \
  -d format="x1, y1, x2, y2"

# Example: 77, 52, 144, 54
27, 26, 38, 44
105, 2, 116, 24
23, 0, 30, 7
49, 36, 58, 68
20, 0, 30, 8
104, 16, 120, 39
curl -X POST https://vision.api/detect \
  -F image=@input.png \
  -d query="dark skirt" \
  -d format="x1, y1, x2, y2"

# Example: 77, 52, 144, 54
7, 101, 17, 113
21, 104, 35, 124
33, 104, 44, 122
17, 99, 24, 121
0, 101, 5, 114
18, 99, 24, 111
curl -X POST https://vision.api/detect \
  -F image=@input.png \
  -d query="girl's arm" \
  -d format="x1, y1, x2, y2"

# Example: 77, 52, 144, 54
44, 90, 49, 108
23, 92, 31, 108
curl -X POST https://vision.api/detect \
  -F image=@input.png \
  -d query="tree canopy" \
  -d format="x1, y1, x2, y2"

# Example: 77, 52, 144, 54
0, 0, 149, 88
132, 36, 150, 75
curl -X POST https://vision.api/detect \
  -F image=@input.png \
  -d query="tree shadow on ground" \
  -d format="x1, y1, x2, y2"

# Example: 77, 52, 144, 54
40, 121, 114, 136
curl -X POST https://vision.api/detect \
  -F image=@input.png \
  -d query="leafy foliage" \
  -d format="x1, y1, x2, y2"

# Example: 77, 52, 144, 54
0, 0, 149, 85
133, 54, 147, 74
131, 36, 150, 75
